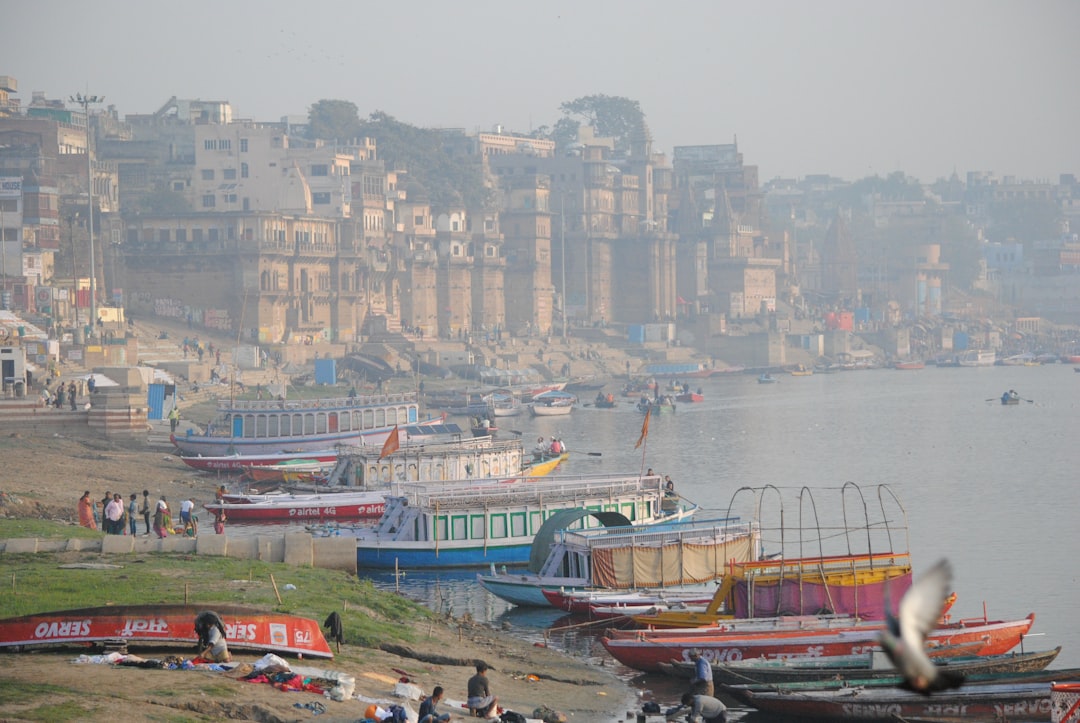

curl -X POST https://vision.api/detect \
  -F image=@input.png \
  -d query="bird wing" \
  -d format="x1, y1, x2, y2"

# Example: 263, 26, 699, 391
899, 558, 953, 650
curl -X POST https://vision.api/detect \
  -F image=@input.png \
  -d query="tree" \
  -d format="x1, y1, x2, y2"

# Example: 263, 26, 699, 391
308, 99, 362, 142
558, 95, 645, 151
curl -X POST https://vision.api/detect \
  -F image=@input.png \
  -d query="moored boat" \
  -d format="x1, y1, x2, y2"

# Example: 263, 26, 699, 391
528, 390, 577, 416
0, 604, 333, 658
179, 448, 340, 473
354, 473, 695, 570
893, 359, 926, 370
172, 392, 436, 458
204, 489, 390, 520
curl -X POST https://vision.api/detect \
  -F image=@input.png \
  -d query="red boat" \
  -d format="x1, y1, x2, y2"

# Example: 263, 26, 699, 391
0, 604, 333, 658
674, 391, 704, 403
204, 490, 387, 520
599, 612, 1035, 672
179, 449, 339, 472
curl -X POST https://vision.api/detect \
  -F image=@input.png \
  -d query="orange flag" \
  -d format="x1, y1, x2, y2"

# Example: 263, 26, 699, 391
379, 425, 400, 459
634, 408, 651, 449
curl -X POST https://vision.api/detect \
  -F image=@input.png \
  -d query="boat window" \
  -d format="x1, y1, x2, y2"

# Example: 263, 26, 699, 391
267, 415, 279, 437
621, 502, 637, 521
490, 513, 508, 539
434, 515, 448, 541
529, 511, 543, 535
375, 408, 386, 428
470, 514, 485, 539
304, 413, 315, 435
255, 414, 268, 438
450, 514, 467, 540
338, 412, 349, 432
408, 405, 418, 424
316, 412, 327, 434
509, 511, 527, 538
243, 414, 256, 438
363, 410, 374, 429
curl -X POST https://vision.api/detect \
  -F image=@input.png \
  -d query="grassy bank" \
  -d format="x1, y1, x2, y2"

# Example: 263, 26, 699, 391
0, 520, 423, 647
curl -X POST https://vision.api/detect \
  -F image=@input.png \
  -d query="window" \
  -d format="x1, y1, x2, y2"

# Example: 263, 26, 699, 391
203, 139, 217, 150
159, 229, 170, 243
311, 164, 329, 176
223, 168, 237, 180
202, 194, 215, 208
201, 169, 214, 180
239, 138, 248, 152
171, 181, 185, 191
312, 192, 331, 204
414, 215, 424, 225
225, 193, 237, 203
241, 163, 248, 178
192, 229, 203, 243
219, 139, 231, 151
176, 229, 187, 243
208, 228, 219, 242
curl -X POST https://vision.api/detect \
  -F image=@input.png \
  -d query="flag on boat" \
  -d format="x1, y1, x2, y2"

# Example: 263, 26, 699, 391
379, 425, 400, 459
635, 408, 651, 449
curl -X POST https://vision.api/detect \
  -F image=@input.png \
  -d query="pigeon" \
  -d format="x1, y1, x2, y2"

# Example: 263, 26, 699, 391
879, 558, 965, 694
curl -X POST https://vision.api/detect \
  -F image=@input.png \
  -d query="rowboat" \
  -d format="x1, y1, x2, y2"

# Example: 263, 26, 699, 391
660, 646, 1061, 685
243, 458, 335, 483
789, 365, 813, 377
0, 604, 333, 658
179, 448, 340, 473
636, 396, 677, 414
545, 589, 717, 618
892, 360, 925, 370
172, 391, 439, 458
487, 392, 523, 417
528, 390, 577, 416
599, 612, 1036, 673
674, 391, 704, 403
757, 373, 778, 384
477, 516, 755, 607
353, 473, 696, 569
723, 677, 1066, 721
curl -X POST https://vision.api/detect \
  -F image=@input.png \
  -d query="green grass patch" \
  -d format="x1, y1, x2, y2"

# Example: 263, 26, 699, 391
9, 701, 96, 722
0, 549, 427, 648
0, 519, 101, 540
0, 679, 76, 705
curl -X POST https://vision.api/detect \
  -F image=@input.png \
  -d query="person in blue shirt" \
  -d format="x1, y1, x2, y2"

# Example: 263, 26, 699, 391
418, 685, 450, 723
688, 649, 714, 697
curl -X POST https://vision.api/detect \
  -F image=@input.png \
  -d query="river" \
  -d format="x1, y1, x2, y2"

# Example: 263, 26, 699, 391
231, 363, 1080, 718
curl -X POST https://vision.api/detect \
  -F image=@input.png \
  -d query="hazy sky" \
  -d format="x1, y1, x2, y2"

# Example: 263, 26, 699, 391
8, 0, 1079, 183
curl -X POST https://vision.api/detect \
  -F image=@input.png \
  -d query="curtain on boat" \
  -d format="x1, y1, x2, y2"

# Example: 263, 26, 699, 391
591, 534, 756, 589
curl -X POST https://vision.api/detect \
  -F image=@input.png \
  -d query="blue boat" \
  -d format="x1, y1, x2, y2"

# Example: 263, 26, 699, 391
354, 473, 694, 570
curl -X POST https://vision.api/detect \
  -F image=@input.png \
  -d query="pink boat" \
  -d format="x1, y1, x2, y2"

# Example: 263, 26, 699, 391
600, 613, 1035, 672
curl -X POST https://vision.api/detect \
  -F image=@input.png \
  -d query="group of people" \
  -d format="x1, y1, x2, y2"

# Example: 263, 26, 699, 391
1001, 389, 1021, 403
40, 379, 84, 410
533, 436, 566, 458
77, 490, 208, 538
669, 650, 726, 723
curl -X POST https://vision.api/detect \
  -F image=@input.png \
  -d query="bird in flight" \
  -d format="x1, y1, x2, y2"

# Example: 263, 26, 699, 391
879, 558, 965, 694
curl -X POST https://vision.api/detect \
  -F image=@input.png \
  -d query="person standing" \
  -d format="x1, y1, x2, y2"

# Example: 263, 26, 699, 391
688, 649, 714, 697
418, 686, 450, 723
168, 406, 180, 433
153, 496, 169, 538
100, 491, 112, 531
212, 507, 226, 535
140, 490, 152, 536
466, 662, 497, 718
104, 494, 124, 535
77, 491, 97, 530
68, 381, 78, 411
127, 493, 139, 536
180, 497, 194, 529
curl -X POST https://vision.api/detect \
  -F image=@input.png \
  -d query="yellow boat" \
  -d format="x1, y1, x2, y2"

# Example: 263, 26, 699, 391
789, 364, 814, 377
631, 552, 912, 628
523, 451, 569, 477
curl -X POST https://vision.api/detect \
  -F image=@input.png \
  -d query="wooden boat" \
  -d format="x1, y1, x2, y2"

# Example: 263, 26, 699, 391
893, 360, 926, 370
180, 448, 340, 473
172, 391, 438, 458
353, 473, 695, 569
632, 552, 913, 628
789, 365, 813, 377
486, 392, 523, 417
525, 451, 569, 477
550, 589, 717, 619
722, 677, 1068, 720
757, 373, 778, 384
1002, 396, 1021, 405
591, 392, 618, 408
204, 489, 390, 520
636, 396, 677, 414
243, 458, 335, 483
599, 612, 1036, 673
0, 604, 333, 658
477, 516, 755, 607
528, 390, 577, 416
660, 646, 1060, 685
674, 390, 704, 403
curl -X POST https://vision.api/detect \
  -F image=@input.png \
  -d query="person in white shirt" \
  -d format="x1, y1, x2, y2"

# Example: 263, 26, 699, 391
104, 495, 124, 535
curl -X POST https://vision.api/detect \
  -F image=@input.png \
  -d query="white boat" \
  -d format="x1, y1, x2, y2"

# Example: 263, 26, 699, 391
204, 489, 390, 520
958, 349, 996, 367
486, 392, 523, 417
172, 392, 441, 458
477, 516, 758, 607
528, 390, 577, 417
353, 473, 695, 569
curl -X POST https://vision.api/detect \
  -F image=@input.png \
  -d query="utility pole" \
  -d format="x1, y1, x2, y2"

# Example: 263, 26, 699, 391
69, 92, 104, 334
561, 192, 567, 340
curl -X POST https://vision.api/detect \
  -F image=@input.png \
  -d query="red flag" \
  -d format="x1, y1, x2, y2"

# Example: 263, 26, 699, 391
379, 425, 400, 459
634, 409, 651, 449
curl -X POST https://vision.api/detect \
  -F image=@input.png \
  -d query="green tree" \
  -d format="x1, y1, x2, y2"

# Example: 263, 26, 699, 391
308, 99, 362, 142
558, 95, 645, 151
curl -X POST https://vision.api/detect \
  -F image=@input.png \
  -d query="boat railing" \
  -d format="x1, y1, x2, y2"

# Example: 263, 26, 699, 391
225, 393, 416, 412
337, 437, 521, 459
733, 551, 912, 579
395, 473, 663, 509
556, 518, 753, 550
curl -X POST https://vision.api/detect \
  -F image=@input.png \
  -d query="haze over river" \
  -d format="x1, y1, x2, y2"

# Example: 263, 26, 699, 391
238, 363, 1080, 714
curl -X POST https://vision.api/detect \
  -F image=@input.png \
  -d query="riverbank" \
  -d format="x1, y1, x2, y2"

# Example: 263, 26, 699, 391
0, 432, 646, 723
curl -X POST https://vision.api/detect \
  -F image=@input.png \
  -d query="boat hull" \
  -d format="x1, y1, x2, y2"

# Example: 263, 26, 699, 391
529, 404, 573, 416
180, 449, 340, 472
205, 491, 387, 520
0, 604, 333, 658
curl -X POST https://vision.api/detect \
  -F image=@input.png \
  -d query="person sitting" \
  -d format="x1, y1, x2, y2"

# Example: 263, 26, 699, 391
665, 475, 676, 494
418, 685, 451, 723
549, 437, 561, 455
466, 662, 497, 718
1009, 389, 1019, 400
194, 611, 231, 663
1001, 390, 1011, 403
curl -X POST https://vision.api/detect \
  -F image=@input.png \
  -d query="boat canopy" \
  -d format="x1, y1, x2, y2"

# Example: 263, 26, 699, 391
528, 508, 632, 573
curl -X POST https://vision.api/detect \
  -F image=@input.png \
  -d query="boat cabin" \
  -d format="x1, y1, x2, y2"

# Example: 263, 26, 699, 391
205, 393, 419, 440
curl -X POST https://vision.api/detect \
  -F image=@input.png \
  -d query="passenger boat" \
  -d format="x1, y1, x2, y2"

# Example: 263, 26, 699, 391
631, 551, 913, 628
722, 678, 1060, 721
0, 604, 333, 658
179, 448, 340, 473
528, 390, 577, 416
353, 473, 693, 569
660, 646, 1061, 686
477, 516, 754, 607
204, 489, 390, 520
958, 349, 997, 367
599, 612, 1036, 673
172, 392, 435, 458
